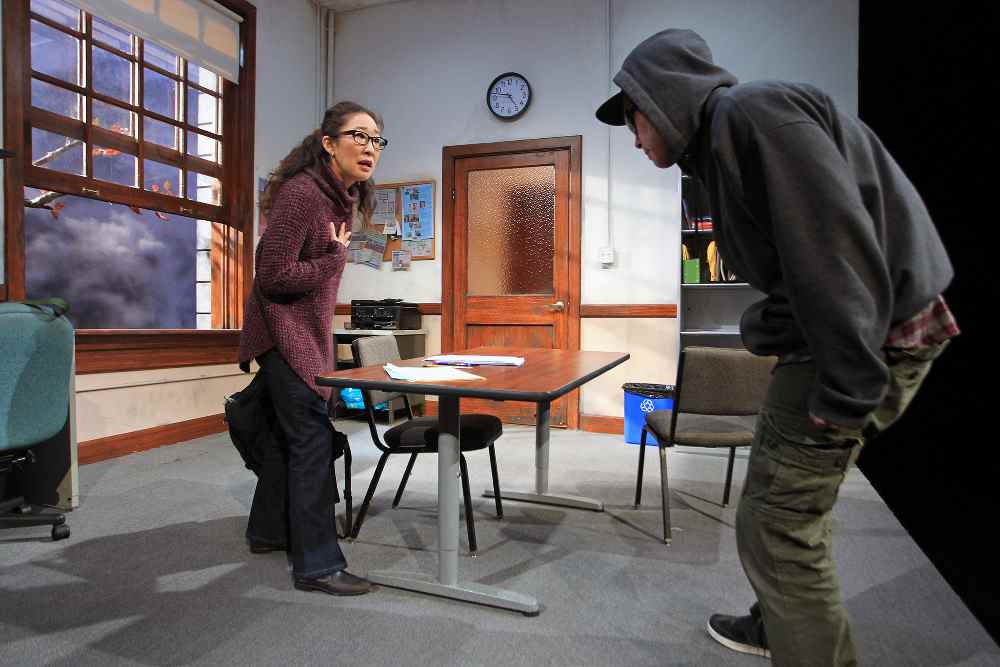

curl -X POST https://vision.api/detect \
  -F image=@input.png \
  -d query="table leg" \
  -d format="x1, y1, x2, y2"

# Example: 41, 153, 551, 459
367, 394, 539, 615
483, 400, 605, 512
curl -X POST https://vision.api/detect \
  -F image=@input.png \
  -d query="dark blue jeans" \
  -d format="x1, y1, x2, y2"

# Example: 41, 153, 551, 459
245, 350, 347, 578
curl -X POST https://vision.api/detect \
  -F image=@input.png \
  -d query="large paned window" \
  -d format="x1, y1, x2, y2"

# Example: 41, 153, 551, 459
3, 0, 256, 372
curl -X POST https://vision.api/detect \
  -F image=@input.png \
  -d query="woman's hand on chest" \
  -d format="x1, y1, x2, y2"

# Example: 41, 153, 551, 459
330, 221, 352, 248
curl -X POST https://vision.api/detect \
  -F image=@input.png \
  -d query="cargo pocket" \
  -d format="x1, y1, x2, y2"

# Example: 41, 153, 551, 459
744, 411, 859, 519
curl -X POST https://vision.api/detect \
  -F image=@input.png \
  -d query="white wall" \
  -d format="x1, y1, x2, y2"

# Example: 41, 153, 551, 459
253, 0, 326, 225
331, 0, 858, 415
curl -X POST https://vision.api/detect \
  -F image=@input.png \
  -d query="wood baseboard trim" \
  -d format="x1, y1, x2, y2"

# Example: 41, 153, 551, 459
580, 304, 677, 318
79, 413, 228, 464
580, 414, 624, 435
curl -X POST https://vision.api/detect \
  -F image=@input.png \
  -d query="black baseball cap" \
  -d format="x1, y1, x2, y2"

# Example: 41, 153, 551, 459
596, 90, 627, 126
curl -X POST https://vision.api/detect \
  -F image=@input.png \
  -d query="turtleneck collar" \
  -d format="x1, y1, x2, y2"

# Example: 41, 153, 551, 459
305, 161, 359, 217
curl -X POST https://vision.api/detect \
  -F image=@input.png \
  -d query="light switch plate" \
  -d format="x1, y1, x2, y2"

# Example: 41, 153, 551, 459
598, 246, 615, 266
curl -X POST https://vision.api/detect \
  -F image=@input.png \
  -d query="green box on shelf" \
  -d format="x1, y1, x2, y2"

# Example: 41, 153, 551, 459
683, 258, 701, 284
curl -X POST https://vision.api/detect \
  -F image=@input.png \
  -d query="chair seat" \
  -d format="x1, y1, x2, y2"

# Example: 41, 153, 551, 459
645, 411, 756, 448
384, 414, 502, 451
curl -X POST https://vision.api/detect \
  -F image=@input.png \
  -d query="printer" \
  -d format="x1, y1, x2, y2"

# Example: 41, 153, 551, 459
350, 299, 421, 330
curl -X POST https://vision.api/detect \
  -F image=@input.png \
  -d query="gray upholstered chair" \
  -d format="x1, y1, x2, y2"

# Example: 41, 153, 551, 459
635, 346, 776, 544
348, 335, 503, 553
0, 302, 74, 541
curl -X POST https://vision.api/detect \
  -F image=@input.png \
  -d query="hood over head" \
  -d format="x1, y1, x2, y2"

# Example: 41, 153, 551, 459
596, 29, 738, 167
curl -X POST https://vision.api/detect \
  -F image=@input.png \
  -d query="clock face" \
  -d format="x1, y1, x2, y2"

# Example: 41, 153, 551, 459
487, 72, 531, 119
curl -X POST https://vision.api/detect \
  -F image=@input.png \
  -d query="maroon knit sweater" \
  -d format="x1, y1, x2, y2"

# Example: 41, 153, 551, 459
238, 166, 355, 400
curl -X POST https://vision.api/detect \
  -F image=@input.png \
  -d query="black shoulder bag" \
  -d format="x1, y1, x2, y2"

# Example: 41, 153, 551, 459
223, 283, 274, 474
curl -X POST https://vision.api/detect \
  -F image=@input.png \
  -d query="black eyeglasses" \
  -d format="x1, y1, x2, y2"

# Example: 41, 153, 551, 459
338, 130, 388, 151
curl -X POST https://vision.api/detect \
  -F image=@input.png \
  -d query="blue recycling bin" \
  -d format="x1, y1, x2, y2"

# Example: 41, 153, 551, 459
623, 383, 674, 445
340, 387, 386, 411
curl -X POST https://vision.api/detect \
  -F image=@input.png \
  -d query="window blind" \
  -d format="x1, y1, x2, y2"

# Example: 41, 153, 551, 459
62, 0, 242, 83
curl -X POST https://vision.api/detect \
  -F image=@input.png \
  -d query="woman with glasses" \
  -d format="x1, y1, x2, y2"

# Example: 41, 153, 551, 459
238, 101, 387, 596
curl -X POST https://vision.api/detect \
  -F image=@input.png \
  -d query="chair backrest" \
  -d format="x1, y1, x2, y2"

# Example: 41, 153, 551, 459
0, 303, 75, 452
351, 335, 407, 406
676, 346, 776, 416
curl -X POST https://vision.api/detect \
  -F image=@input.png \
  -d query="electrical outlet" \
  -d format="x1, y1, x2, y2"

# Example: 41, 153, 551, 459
598, 246, 615, 266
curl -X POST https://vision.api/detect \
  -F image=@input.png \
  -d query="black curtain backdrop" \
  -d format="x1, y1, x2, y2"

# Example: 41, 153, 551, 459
857, 1, 1000, 643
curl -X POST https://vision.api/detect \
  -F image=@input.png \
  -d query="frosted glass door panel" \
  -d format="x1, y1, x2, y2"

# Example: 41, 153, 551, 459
467, 166, 555, 296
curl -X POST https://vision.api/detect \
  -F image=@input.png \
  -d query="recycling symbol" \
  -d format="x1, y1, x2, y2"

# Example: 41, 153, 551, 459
640, 398, 656, 413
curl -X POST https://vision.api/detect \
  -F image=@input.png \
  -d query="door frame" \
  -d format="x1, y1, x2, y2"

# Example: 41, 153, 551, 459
442, 135, 582, 428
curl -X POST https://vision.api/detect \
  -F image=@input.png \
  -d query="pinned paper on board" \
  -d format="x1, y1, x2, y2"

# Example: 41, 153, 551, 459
403, 239, 433, 257
374, 189, 398, 234
391, 249, 412, 271
401, 183, 434, 241
350, 230, 388, 269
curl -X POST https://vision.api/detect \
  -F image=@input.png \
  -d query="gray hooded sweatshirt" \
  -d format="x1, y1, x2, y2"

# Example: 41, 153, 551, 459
613, 29, 953, 428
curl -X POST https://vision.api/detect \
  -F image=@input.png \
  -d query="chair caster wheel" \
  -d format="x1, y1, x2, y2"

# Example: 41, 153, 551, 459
51, 524, 70, 541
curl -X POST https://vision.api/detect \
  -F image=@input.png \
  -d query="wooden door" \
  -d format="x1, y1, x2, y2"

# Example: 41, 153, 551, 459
443, 137, 581, 427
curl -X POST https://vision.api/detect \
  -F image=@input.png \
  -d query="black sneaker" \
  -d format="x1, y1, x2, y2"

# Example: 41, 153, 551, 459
707, 612, 771, 658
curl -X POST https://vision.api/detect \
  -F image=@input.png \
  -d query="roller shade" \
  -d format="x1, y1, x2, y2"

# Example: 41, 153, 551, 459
63, 0, 242, 83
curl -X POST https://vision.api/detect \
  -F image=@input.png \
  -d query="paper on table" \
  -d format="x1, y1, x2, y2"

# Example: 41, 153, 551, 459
423, 355, 525, 367
383, 363, 483, 382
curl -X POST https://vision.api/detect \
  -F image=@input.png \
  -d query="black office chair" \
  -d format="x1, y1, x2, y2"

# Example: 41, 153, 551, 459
0, 302, 74, 541
349, 336, 503, 553
635, 346, 775, 544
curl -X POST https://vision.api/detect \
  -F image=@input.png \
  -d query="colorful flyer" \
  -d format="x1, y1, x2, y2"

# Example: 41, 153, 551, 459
401, 183, 434, 240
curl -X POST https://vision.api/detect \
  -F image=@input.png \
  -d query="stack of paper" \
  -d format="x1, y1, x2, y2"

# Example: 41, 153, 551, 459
423, 355, 525, 367
383, 363, 483, 382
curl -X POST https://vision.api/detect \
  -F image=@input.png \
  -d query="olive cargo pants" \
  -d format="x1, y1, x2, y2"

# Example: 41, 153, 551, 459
735, 342, 947, 666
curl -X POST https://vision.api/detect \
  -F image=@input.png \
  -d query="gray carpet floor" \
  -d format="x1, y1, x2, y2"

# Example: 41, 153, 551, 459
1, 421, 997, 666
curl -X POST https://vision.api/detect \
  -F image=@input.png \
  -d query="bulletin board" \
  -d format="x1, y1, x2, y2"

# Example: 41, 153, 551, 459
368, 179, 436, 261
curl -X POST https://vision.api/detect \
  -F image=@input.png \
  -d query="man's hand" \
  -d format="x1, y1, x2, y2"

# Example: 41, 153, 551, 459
331, 221, 352, 248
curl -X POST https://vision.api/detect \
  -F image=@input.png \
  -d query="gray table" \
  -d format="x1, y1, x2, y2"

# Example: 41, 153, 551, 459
317, 346, 629, 615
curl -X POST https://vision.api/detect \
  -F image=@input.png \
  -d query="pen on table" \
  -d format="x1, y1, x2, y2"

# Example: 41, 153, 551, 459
423, 360, 479, 367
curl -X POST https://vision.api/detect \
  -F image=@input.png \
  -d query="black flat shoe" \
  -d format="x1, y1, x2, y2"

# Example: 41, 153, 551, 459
294, 570, 372, 596
248, 541, 287, 554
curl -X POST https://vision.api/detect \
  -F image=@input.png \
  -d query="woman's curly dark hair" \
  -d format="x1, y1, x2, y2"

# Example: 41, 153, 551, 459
259, 101, 384, 224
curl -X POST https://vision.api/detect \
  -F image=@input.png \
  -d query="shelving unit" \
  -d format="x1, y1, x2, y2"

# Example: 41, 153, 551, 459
679, 174, 762, 350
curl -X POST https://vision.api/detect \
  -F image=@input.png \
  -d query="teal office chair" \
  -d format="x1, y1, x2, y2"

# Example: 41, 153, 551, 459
0, 302, 74, 541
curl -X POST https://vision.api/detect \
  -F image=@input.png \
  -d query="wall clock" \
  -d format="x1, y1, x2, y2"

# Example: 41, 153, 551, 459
487, 72, 531, 120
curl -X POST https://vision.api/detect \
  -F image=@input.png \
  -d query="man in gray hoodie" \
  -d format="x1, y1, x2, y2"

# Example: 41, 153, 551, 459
597, 29, 958, 666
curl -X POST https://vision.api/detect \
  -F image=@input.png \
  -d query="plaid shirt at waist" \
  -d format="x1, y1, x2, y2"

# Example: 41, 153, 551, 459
884, 294, 960, 348
779, 294, 960, 367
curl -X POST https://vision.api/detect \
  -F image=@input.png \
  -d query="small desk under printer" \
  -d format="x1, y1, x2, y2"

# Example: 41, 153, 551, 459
332, 299, 427, 418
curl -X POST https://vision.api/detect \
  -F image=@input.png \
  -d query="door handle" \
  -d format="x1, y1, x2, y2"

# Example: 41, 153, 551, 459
547, 300, 565, 312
